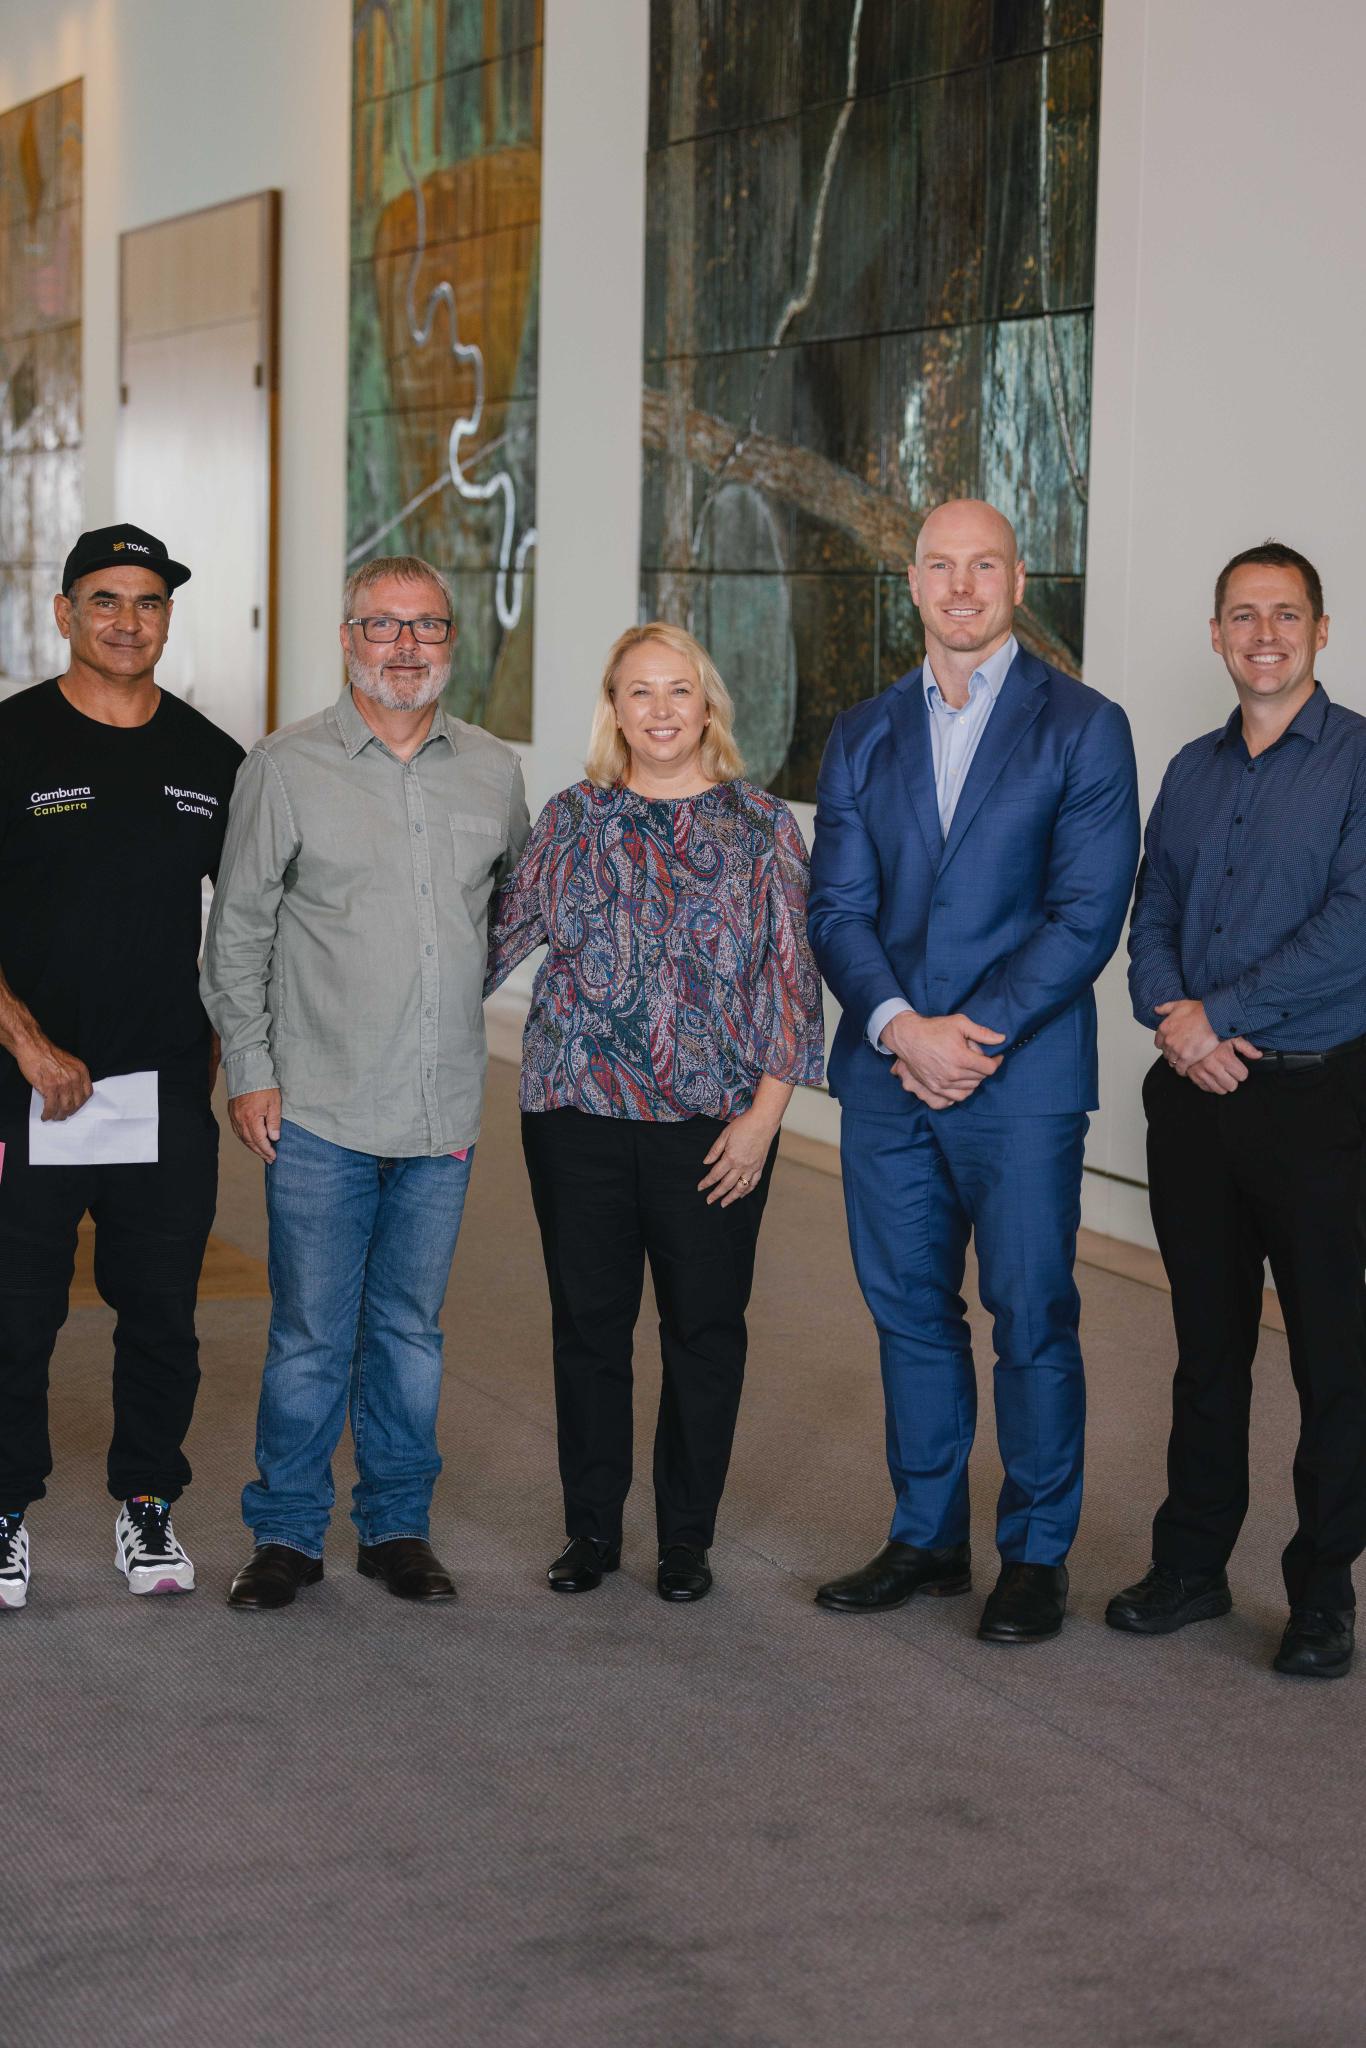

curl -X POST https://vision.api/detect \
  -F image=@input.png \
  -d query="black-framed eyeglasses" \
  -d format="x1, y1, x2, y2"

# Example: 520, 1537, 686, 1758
347, 614, 452, 644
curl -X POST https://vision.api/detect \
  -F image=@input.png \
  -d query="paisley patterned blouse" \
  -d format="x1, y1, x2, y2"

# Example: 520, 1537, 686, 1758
485, 779, 824, 1121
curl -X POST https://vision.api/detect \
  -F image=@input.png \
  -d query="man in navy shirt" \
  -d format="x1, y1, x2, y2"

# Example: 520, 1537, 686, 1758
1110, 541, 1366, 1679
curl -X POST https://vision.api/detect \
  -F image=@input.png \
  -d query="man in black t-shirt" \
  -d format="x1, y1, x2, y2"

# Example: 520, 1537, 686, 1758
0, 523, 244, 1611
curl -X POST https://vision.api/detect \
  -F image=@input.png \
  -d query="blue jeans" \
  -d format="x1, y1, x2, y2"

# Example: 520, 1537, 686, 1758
243, 1120, 475, 1557
840, 1105, 1089, 1565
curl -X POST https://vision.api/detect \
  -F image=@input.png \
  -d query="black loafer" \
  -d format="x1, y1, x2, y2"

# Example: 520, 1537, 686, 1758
658, 1544, 711, 1602
548, 1535, 621, 1593
356, 1538, 456, 1600
1106, 1562, 1232, 1635
978, 1562, 1068, 1643
227, 1543, 324, 1610
1273, 1607, 1354, 1679
815, 1540, 971, 1612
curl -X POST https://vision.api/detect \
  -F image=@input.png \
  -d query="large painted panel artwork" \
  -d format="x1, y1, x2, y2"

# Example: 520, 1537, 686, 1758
350, 0, 541, 738
643, 1, 1101, 800
0, 80, 82, 694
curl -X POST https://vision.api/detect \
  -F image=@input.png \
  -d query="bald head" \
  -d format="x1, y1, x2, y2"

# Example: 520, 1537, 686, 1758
915, 498, 1019, 568
909, 498, 1025, 682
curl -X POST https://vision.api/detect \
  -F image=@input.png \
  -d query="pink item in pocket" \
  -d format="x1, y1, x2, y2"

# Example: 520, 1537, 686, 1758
450, 1148, 469, 1161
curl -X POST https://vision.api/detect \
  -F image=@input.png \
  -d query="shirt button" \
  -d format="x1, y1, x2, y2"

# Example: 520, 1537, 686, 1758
424, 1006, 433, 1018
1234, 815, 1243, 824
1214, 924, 1223, 934
414, 822, 424, 834
1226, 867, 1233, 876
1245, 765, 1255, 775
424, 944, 434, 956
420, 882, 429, 895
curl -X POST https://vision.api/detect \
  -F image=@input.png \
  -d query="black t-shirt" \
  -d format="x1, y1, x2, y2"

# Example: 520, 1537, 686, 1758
0, 680, 245, 1116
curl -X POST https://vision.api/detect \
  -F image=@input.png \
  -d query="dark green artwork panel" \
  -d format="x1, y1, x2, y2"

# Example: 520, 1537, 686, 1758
349, 0, 541, 738
642, 0, 1102, 801
0, 80, 82, 690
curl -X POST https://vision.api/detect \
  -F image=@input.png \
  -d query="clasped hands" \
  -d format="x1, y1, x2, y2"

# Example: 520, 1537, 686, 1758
878, 1010, 1005, 1109
1153, 998, 1261, 1095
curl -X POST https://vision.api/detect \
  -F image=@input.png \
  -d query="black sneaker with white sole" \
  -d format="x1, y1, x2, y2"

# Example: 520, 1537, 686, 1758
0, 1512, 28, 1611
115, 1496, 195, 1595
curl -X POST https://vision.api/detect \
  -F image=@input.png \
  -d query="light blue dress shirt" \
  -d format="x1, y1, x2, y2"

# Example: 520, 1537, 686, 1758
867, 634, 1019, 1049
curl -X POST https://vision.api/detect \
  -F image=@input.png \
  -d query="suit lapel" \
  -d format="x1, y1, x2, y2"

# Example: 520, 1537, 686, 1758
937, 650, 1048, 872
888, 670, 944, 865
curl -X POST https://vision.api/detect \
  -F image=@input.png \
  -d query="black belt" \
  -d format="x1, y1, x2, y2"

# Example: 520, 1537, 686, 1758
1246, 1032, 1366, 1074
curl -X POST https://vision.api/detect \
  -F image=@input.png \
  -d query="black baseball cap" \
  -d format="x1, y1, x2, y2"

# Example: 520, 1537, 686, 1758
61, 522, 192, 596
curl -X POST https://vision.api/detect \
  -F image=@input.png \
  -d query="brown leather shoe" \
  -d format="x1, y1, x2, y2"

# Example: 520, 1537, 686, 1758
227, 1543, 324, 1610
356, 1537, 456, 1600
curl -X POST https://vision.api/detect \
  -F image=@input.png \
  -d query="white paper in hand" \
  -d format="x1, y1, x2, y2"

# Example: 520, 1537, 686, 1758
29, 1071, 160, 1166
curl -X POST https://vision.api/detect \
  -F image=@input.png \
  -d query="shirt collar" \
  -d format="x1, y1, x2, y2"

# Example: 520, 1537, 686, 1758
1214, 680, 1329, 752
333, 683, 454, 760
923, 632, 1019, 712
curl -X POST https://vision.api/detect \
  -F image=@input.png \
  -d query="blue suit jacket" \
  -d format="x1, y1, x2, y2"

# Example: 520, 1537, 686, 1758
808, 649, 1140, 1117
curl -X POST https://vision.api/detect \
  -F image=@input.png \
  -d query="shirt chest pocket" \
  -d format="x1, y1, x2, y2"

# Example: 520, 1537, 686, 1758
449, 810, 504, 889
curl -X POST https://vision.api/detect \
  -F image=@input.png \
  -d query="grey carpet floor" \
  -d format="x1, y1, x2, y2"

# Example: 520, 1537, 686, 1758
5, 1061, 1366, 2048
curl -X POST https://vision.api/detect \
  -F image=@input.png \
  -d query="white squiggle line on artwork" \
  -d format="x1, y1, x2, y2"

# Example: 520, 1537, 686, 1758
690, 0, 865, 558
348, 435, 513, 563
350, 0, 536, 626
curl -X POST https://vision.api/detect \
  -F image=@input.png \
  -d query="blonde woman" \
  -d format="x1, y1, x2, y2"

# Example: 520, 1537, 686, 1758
486, 623, 823, 1602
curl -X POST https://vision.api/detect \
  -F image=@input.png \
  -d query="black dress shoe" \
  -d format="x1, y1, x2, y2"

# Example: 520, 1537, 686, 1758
658, 1544, 712, 1602
814, 1540, 971, 1612
356, 1538, 456, 1600
1273, 1607, 1354, 1679
1106, 1562, 1232, 1635
978, 1562, 1068, 1643
547, 1535, 621, 1593
227, 1543, 323, 1610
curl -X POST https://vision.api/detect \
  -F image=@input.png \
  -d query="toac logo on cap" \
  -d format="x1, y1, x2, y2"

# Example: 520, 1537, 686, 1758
61, 522, 191, 595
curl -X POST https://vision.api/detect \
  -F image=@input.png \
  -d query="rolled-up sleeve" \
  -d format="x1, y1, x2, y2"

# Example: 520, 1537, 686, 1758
748, 805, 825, 1087
200, 748, 300, 1098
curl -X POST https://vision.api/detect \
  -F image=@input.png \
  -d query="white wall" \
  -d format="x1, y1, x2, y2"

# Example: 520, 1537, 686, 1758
0, 0, 351, 730
520, 0, 649, 818
1082, 0, 1366, 1244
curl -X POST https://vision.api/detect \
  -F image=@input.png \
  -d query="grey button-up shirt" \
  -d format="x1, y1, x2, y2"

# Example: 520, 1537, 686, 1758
201, 684, 530, 1156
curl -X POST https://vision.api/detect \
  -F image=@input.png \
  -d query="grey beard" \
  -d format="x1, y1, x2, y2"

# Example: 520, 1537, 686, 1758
346, 647, 450, 713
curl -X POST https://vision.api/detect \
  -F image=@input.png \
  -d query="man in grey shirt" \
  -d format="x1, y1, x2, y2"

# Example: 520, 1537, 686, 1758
202, 554, 529, 1610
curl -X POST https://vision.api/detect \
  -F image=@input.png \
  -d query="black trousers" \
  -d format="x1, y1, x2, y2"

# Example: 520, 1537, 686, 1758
521, 1108, 777, 1550
0, 1095, 219, 1510
1145, 1052, 1366, 1611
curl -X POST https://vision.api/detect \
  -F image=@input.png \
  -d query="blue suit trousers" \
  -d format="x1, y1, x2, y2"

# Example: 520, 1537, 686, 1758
840, 1105, 1089, 1563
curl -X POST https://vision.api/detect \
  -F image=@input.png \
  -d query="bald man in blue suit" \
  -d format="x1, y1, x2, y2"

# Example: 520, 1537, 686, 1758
809, 500, 1139, 1643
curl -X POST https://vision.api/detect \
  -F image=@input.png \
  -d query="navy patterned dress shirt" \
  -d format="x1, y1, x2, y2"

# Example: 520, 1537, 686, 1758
1128, 684, 1366, 1051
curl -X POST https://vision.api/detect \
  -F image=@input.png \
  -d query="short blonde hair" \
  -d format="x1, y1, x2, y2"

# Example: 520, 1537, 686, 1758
585, 622, 745, 789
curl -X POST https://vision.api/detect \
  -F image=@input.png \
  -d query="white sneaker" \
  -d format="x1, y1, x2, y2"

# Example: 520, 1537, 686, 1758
0, 1514, 28, 1610
114, 1497, 195, 1595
